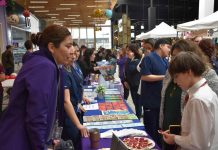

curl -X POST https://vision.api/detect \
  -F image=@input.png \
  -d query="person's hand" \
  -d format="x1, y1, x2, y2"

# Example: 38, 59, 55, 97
79, 104, 86, 113
124, 81, 129, 89
52, 139, 61, 149
83, 97, 91, 104
162, 130, 176, 145
78, 124, 89, 137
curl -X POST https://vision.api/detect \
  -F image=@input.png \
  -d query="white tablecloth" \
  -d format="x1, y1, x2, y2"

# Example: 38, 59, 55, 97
1, 79, 15, 88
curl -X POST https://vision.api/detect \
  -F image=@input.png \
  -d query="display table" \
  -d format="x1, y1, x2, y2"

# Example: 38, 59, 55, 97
82, 87, 160, 150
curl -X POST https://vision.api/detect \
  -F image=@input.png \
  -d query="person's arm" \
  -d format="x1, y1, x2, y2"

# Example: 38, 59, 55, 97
117, 56, 126, 66
0, 65, 5, 81
140, 56, 165, 82
25, 63, 56, 150
141, 74, 165, 82
174, 99, 214, 149
64, 89, 89, 137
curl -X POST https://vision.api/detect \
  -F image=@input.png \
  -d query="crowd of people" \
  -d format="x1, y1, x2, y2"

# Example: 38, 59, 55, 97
0, 24, 218, 150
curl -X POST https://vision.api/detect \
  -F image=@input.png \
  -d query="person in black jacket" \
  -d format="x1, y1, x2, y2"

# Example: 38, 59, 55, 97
2, 45, 14, 75
124, 43, 142, 119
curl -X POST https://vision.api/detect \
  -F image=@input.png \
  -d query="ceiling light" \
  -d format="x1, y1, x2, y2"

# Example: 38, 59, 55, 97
68, 15, 80, 17
47, 14, 59, 15
88, 16, 91, 18
64, 18, 76, 19
60, 4, 77, 6
95, 0, 110, 2
29, 6, 45, 8
51, 17, 56, 18
87, 5, 97, 7
55, 21, 66, 22
30, 1, 48, 4
56, 8, 71, 10
71, 20, 82, 21
35, 10, 49, 12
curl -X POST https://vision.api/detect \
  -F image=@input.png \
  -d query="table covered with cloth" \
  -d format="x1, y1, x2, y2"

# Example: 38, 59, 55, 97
81, 88, 161, 150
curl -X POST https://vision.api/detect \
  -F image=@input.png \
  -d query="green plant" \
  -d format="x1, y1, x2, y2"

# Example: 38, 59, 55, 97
95, 85, 106, 95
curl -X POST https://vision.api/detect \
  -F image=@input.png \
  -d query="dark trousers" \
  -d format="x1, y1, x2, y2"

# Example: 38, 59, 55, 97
121, 81, 129, 100
62, 112, 83, 150
130, 86, 142, 119
143, 107, 161, 147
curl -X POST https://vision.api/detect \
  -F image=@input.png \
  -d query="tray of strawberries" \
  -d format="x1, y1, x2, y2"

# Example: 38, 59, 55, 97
122, 137, 155, 150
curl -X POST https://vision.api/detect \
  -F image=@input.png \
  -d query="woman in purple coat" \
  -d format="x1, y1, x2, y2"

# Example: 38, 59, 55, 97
0, 25, 73, 150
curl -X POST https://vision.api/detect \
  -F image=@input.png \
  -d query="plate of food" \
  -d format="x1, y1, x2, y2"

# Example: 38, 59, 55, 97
122, 137, 155, 150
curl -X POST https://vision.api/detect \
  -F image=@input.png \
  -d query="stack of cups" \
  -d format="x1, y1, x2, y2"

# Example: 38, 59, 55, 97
89, 128, 100, 149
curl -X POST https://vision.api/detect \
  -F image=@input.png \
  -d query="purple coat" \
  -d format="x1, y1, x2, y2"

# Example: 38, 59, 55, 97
0, 49, 59, 150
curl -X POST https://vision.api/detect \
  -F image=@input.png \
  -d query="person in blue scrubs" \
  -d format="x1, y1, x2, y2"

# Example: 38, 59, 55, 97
62, 46, 89, 150
0, 25, 73, 150
140, 39, 170, 147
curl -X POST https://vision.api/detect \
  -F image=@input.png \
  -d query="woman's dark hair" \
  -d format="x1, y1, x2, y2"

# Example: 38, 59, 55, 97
83, 48, 95, 64
105, 49, 116, 60
31, 32, 42, 46
169, 51, 206, 78
24, 40, 33, 50
126, 43, 141, 59
199, 39, 215, 61
142, 38, 155, 47
171, 39, 210, 68
32, 25, 71, 48
154, 38, 170, 50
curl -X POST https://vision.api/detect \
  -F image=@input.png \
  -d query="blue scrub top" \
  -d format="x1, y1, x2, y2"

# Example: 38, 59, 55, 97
72, 62, 84, 102
63, 67, 79, 111
141, 52, 168, 108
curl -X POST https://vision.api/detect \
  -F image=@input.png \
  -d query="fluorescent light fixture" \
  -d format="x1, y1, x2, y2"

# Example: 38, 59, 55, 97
68, 15, 80, 17
95, 0, 109, 2
131, 26, 134, 29
35, 10, 49, 12
29, 6, 45, 8
56, 8, 71, 10
71, 20, 82, 21
55, 21, 66, 22
87, 5, 97, 7
47, 14, 59, 15
64, 18, 76, 19
60, 3, 77, 6
141, 25, 144, 29
30, 1, 48, 4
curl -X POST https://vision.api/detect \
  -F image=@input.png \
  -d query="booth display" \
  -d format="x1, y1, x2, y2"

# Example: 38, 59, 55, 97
177, 11, 218, 31
138, 22, 178, 40
81, 85, 160, 150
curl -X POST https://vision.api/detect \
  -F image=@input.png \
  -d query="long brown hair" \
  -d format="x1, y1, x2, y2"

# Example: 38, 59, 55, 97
126, 43, 141, 59
171, 39, 211, 68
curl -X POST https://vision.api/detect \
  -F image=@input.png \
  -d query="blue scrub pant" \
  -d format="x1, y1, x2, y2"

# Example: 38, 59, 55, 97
143, 107, 161, 147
